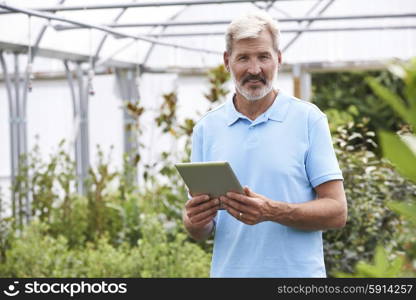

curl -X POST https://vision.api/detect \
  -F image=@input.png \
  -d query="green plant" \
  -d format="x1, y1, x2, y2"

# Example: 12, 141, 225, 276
332, 117, 378, 152
0, 219, 140, 277
86, 146, 120, 241
204, 64, 230, 104
323, 144, 416, 275
155, 92, 179, 135
0, 216, 211, 278
336, 246, 404, 277
335, 59, 416, 277
137, 214, 211, 277
312, 70, 407, 154
0, 220, 72, 277
0, 64, 235, 278
49, 194, 89, 248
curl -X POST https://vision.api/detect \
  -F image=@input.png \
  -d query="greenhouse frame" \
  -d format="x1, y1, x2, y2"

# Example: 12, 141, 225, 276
0, 0, 415, 218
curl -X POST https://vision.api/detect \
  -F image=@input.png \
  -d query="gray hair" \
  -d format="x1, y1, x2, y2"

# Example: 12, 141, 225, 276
225, 11, 281, 54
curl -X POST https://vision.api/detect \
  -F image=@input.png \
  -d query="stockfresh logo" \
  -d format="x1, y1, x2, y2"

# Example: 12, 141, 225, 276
3, 281, 20, 297
2, 280, 127, 297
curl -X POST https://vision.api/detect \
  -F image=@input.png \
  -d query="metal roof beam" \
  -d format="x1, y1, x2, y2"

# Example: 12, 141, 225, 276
111, 25, 416, 38
0, 0, 313, 14
0, 41, 137, 69
282, 0, 334, 52
0, 3, 221, 55
53, 13, 416, 31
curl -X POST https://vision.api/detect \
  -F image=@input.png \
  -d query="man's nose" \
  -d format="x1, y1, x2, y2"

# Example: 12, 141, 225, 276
247, 59, 261, 75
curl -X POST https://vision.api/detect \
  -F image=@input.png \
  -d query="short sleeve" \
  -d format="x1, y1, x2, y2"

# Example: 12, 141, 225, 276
305, 115, 343, 188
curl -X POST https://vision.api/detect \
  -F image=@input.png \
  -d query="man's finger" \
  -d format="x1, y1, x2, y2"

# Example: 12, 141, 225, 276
192, 211, 217, 226
188, 198, 219, 217
190, 203, 219, 222
225, 204, 246, 222
221, 196, 247, 213
226, 191, 248, 202
192, 209, 218, 224
226, 191, 259, 207
186, 194, 210, 208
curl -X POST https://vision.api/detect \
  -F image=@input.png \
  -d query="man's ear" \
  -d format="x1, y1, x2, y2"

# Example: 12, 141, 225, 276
277, 50, 282, 67
223, 51, 230, 72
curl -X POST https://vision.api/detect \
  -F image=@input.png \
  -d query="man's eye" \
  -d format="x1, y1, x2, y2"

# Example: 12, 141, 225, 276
237, 56, 247, 61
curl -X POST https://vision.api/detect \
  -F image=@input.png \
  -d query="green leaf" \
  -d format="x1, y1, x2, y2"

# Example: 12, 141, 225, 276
374, 246, 388, 271
403, 58, 416, 105
379, 130, 416, 182
366, 77, 416, 127
353, 246, 404, 277
388, 201, 416, 225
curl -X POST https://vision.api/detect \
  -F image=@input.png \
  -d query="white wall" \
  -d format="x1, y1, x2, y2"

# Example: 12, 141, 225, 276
88, 74, 124, 170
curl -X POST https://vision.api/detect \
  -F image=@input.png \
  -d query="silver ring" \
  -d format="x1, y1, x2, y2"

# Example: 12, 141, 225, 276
239, 212, 243, 219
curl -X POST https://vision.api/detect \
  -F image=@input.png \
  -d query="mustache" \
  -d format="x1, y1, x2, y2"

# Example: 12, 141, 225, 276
241, 74, 267, 85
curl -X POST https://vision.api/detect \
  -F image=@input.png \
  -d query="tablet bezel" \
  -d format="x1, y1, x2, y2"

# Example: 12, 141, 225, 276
174, 161, 244, 199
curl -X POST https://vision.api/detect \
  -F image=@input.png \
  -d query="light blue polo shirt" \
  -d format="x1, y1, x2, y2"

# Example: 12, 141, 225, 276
190, 91, 343, 278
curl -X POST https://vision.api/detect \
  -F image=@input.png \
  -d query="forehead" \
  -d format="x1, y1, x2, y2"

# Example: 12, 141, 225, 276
231, 30, 275, 55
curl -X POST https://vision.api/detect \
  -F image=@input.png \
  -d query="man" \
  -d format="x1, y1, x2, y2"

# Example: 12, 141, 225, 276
182, 11, 347, 277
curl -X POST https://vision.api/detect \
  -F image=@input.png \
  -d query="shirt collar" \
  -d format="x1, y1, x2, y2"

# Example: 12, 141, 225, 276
226, 91, 291, 126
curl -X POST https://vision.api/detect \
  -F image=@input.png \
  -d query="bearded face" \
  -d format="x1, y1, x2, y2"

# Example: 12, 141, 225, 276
225, 30, 280, 102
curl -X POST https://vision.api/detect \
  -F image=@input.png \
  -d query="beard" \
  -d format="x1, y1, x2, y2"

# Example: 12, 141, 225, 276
230, 69, 276, 101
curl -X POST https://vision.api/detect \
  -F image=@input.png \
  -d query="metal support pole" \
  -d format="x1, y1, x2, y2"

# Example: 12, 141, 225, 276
115, 68, 140, 186
13, 53, 24, 225
0, 51, 17, 219
13, 54, 21, 165
292, 64, 312, 101
64, 60, 84, 195
300, 70, 312, 101
63, 60, 90, 196
21, 67, 30, 224
293, 64, 301, 99
75, 63, 90, 195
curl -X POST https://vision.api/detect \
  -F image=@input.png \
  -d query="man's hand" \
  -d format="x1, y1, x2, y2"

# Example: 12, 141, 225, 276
221, 186, 272, 225
221, 181, 347, 230
183, 194, 220, 241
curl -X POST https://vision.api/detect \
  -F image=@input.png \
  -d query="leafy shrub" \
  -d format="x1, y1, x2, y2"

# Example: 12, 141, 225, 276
312, 70, 406, 133
323, 123, 416, 276
0, 220, 142, 277
312, 71, 409, 156
335, 59, 416, 277
136, 214, 211, 277
49, 194, 89, 248
75, 238, 142, 278
0, 220, 74, 277
0, 216, 211, 278
336, 246, 405, 278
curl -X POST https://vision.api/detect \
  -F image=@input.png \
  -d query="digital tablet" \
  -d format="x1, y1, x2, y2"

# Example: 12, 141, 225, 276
174, 161, 244, 200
